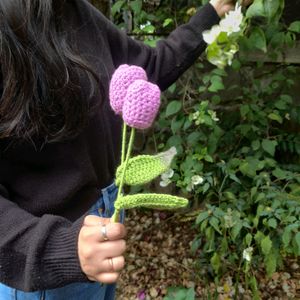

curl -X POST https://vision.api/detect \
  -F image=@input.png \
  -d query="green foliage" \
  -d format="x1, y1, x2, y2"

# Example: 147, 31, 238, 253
112, 0, 300, 297
164, 287, 195, 300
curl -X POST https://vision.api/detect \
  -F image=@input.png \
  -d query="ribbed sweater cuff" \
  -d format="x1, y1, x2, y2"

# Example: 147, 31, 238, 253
39, 215, 89, 289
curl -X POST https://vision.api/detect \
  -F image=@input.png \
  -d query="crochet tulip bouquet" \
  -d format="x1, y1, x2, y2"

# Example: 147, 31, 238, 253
109, 65, 188, 222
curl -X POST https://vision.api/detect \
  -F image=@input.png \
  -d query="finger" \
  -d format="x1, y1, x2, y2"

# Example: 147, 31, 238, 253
99, 223, 127, 241
103, 256, 125, 273
84, 215, 111, 226
99, 239, 127, 258
96, 272, 120, 284
80, 224, 126, 243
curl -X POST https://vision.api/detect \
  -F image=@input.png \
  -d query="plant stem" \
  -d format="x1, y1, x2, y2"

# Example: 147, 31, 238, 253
117, 127, 135, 199
218, 174, 228, 204
121, 123, 127, 164
112, 127, 135, 222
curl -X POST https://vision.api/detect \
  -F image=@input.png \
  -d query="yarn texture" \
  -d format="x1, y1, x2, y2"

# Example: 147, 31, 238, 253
114, 194, 188, 210
108, 64, 188, 222
115, 147, 177, 186
122, 79, 161, 130
109, 64, 147, 115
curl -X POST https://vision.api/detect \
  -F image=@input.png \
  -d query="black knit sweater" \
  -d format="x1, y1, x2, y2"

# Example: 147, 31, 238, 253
0, 0, 219, 292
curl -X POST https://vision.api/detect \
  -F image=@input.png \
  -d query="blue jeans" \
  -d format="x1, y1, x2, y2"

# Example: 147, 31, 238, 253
0, 182, 123, 300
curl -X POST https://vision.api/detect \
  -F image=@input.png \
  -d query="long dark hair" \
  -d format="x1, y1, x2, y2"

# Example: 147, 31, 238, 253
0, 0, 100, 144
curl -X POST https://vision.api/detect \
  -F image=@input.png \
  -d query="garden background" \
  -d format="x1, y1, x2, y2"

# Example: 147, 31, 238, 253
91, 0, 300, 298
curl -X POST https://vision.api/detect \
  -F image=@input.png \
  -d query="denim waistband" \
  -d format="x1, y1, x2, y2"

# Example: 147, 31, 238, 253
100, 181, 117, 195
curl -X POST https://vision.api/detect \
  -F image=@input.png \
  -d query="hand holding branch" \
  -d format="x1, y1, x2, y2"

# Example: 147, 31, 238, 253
210, 0, 252, 17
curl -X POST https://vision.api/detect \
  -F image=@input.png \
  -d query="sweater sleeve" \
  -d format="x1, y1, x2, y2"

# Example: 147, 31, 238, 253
83, 1, 220, 90
0, 184, 88, 291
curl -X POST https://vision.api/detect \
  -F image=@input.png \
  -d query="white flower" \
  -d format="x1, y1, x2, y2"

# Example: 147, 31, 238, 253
204, 4, 243, 44
159, 178, 172, 187
220, 4, 243, 35
226, 51, 235, 66
227, 44, 239, 65
187, 175, 204, 192
203, 25, 221, 45
204, 2, 245, 69
192, 111, 200, 120
209, 54, 227, 69
161, 169, 174, 180
209, 111, 219, 122
140, 21, 151, 30
191, 175, 204, 185
243, 247, 253, 262
160, 169, 174, 187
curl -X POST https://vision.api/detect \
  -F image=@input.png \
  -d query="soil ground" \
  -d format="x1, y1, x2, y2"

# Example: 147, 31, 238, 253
116, 209, 300, 300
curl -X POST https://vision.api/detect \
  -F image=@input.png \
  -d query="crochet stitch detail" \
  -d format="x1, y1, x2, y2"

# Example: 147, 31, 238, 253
114, 193, 188, 210
115, 147, 177, 186
109, 65, 148, 115
108, 64, 188, 222
122, 79, 161, 129
116, 155, 165, 186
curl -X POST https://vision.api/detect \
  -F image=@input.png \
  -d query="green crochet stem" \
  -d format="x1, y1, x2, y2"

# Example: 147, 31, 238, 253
121, 123, 127, 164
112, 126, 135, 222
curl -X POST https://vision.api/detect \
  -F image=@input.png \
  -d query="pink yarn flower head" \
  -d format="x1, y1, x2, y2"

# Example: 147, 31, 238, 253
109, 64, 148, 115
122, 79, 161, 130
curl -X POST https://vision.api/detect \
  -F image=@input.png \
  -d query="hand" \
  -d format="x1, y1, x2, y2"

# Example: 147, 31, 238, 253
78, 215, 127, 284
210, 0, 252, 18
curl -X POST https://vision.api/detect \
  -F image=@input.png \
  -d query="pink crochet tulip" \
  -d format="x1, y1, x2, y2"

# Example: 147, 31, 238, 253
109, 64, 148, 115
122, 79, 161, 130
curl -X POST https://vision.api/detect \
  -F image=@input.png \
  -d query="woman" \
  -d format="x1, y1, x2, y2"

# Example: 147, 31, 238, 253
0, 0, 246, 299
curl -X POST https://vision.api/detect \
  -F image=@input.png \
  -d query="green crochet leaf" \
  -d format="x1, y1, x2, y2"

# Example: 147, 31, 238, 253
115, 147, 177, 186
114, 193, 188, 210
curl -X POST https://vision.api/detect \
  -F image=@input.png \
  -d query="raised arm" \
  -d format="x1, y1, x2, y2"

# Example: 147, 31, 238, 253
80, 0, 220, 90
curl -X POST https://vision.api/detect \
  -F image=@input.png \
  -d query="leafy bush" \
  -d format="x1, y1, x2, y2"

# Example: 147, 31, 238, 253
112, 0, 300, 298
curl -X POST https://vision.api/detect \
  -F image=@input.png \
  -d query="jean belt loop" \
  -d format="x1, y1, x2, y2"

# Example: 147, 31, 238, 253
101, 187, 111, 217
